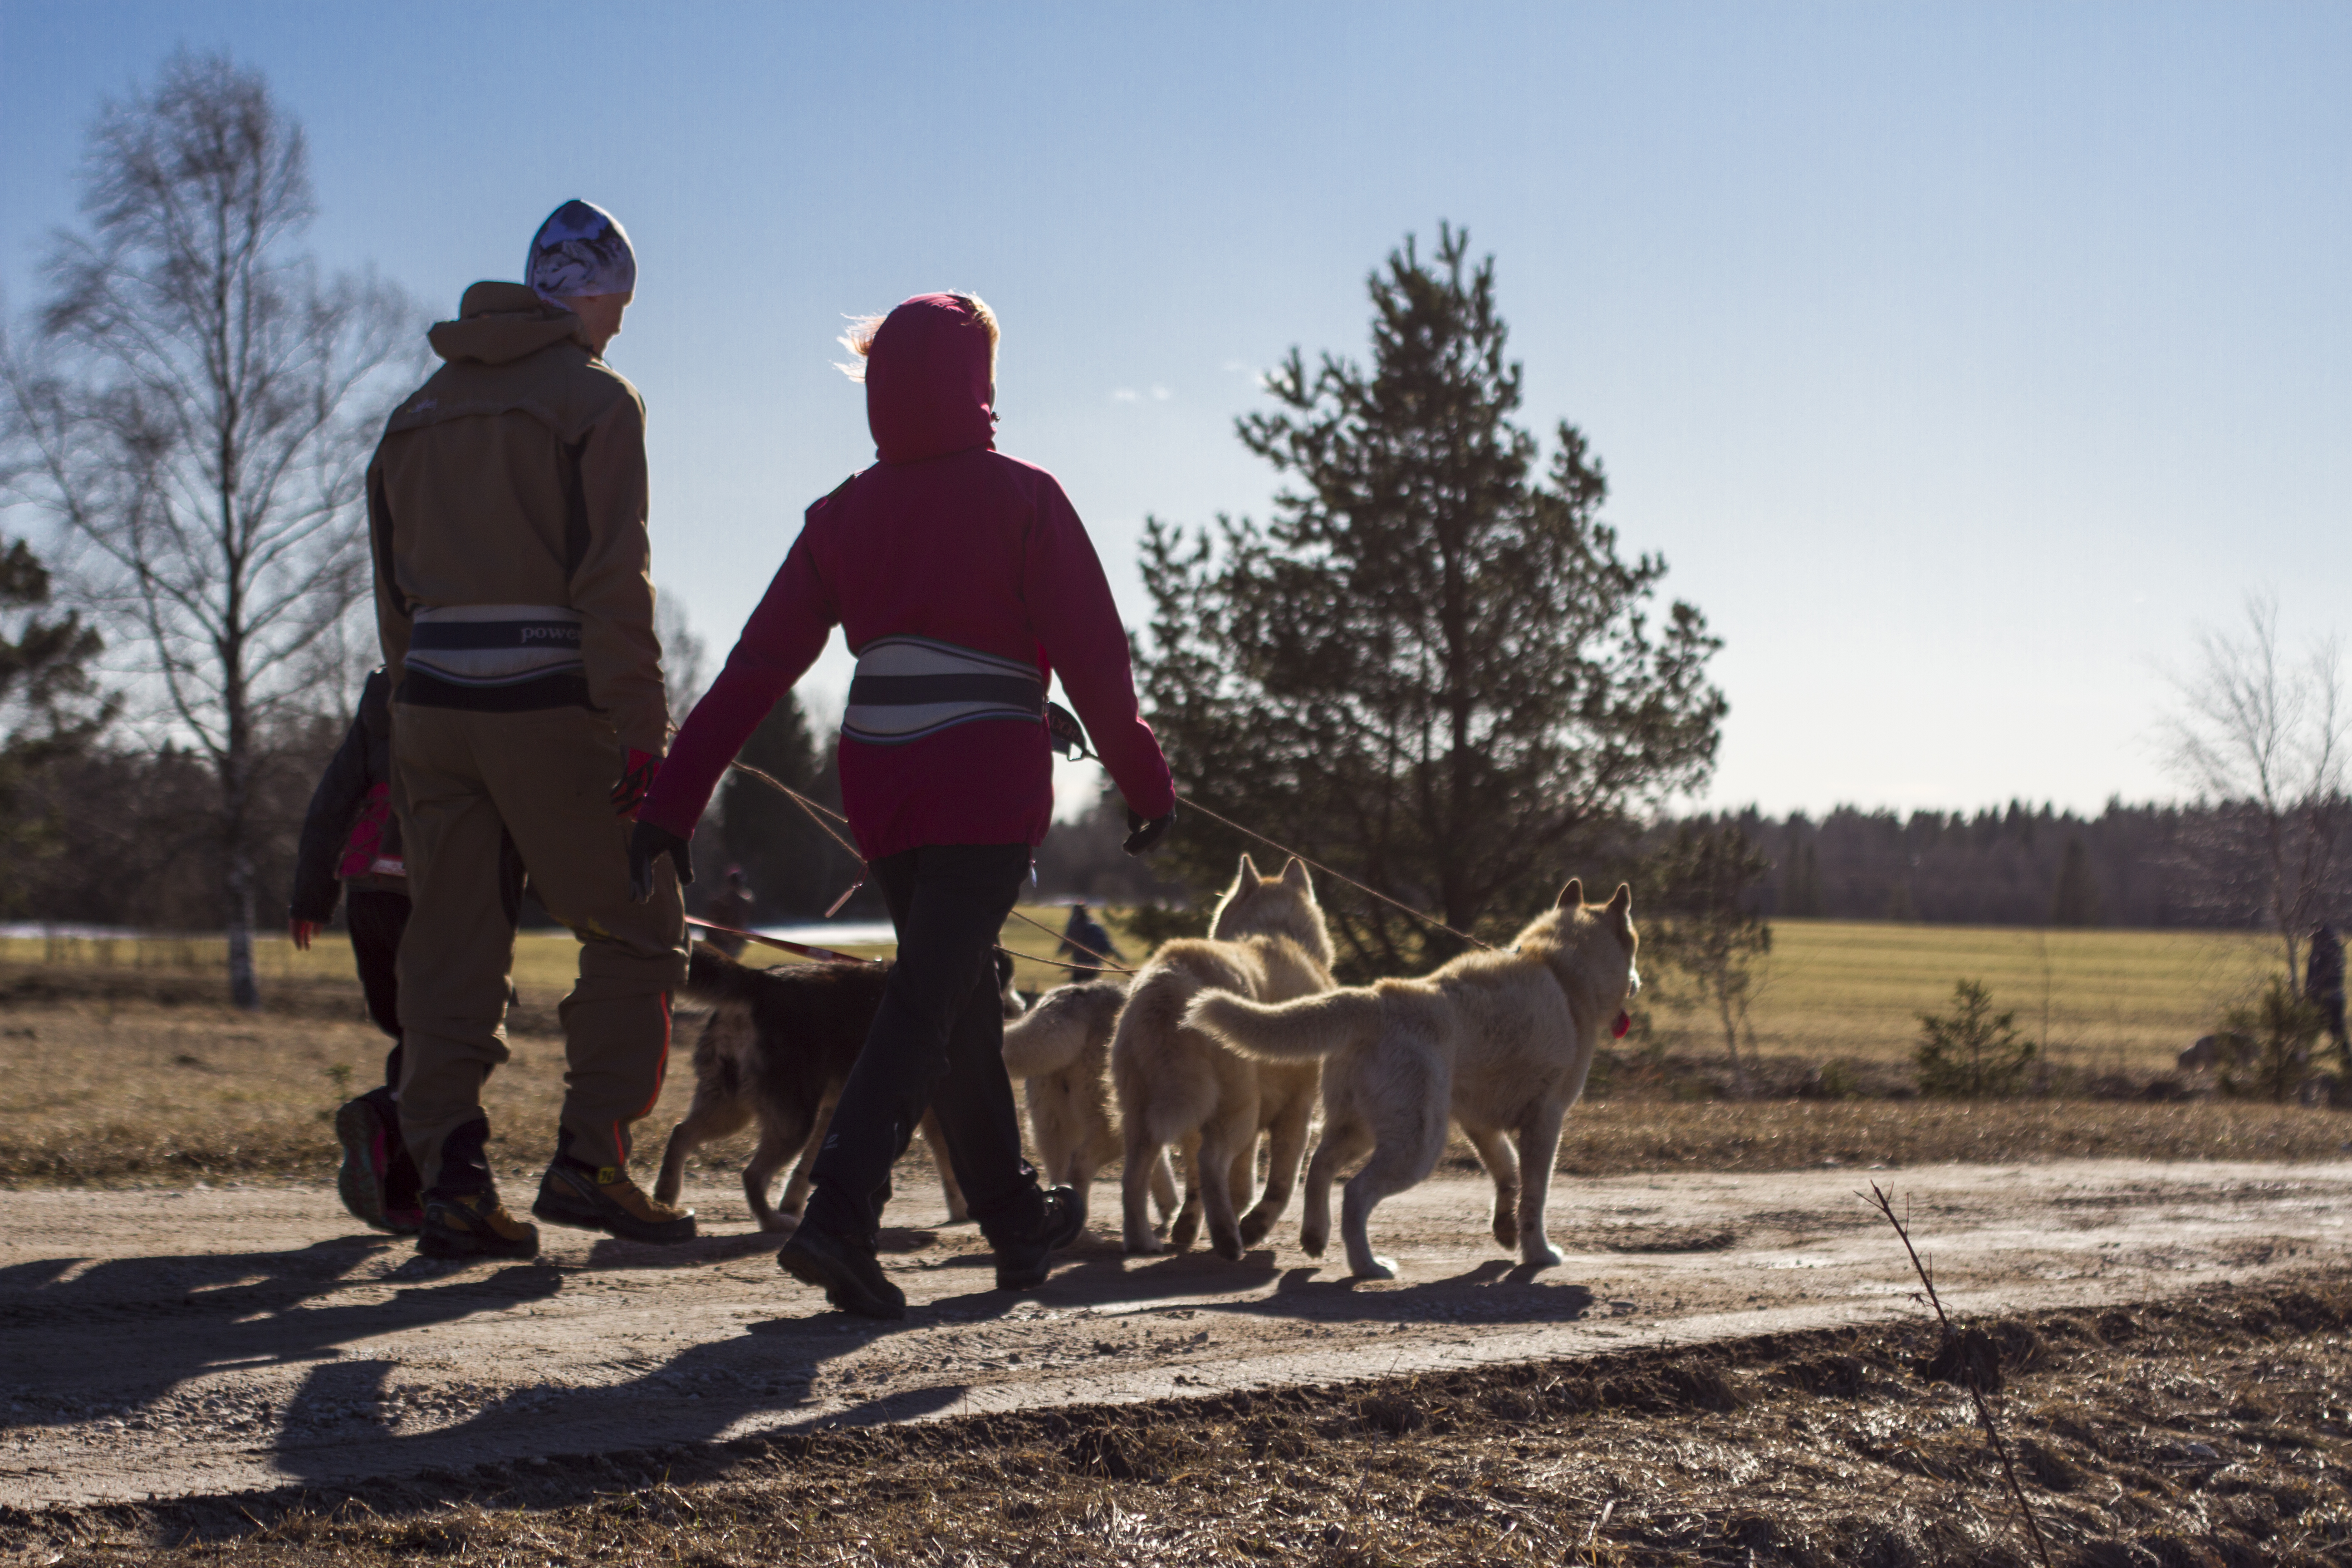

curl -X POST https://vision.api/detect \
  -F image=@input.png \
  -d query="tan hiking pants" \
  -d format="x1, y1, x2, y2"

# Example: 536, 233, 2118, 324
390, 702, 686, 1194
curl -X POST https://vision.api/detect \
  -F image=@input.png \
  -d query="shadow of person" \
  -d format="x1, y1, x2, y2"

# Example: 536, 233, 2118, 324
0, 1239, 558, 1437
270, 1294, 917, 1487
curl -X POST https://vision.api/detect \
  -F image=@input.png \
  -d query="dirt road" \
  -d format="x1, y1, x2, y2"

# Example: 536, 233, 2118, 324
3, 1159, 2346, 1511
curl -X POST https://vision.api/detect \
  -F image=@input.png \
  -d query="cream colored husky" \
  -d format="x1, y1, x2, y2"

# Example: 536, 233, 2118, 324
1186, 879, 1638, 1279
1112, 854, 1337, 1259
1000, 978, 1177, 1230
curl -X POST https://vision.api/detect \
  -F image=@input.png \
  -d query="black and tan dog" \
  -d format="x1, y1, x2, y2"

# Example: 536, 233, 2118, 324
654, 943, 1019, 1231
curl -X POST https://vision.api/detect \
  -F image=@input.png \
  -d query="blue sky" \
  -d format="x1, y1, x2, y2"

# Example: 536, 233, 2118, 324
4, 2, 2347, 819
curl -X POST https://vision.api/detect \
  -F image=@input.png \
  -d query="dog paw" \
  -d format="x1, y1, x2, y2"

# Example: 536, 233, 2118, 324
1124, 1235, 1169, 1256
1521, 1240, 1563, 1269
1300, 1230, 1327, 1258
1491, 1215, 1519, 1250
758, 1214, 800, 1235
1353, 1255, 1400, 1281
1211, 1230, 1244, 1262
1237, 1213, 1272, 1247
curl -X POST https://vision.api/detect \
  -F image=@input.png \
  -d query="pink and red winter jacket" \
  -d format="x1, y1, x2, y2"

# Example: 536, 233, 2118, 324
638, 294, 1175, 862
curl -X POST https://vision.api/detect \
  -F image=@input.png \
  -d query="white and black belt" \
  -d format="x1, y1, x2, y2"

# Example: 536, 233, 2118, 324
404, 604, 585, 686
841, 635, 1044, 746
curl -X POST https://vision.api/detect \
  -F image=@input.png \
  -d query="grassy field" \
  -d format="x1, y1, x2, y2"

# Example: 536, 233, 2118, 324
1636, 919, 2278, 1075
6, 913, 2277, 1072
0, 915, 2322, 1189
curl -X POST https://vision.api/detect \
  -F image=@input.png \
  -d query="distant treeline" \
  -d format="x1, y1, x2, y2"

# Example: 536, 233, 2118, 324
1685, 800, 2335, 930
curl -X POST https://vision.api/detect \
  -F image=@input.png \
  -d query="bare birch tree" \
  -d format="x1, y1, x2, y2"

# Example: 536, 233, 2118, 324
2159, 593, 2352, 990
0, 51, 416, 1006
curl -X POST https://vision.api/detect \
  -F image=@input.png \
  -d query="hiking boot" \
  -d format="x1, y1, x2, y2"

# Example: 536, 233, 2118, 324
532, 1160, 697, 1245
777, 1224, 906, 1320
418, 1191, 539, 1260
333, 1090, 419, 1235
994, 1185, 1085, 1292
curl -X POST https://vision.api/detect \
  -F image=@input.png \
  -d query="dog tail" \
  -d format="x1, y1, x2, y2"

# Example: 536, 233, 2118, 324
1185, 986, 1383, 1062
682, 941, 774, 1007
1004, 984, 1121, 1078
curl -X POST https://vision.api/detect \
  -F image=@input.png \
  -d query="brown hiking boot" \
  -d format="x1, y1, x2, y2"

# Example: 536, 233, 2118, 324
418, 1191, 540, 1260
533, 1160, 697, 1245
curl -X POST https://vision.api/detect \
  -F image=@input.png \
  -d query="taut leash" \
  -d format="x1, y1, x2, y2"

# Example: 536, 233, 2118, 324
685, 915, 880, 966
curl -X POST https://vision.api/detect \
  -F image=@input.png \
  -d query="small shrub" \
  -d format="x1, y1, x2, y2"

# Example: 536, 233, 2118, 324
2219, 978, 2322, 1104
1915, 979, 2037, 1098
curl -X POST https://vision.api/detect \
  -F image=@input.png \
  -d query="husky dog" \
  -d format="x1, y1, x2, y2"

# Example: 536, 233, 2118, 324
654, 945, 1017, 1231
1186, 879, 1638, 1280
1112, 855, 1336, 1259
1000, 978, 1176, 1227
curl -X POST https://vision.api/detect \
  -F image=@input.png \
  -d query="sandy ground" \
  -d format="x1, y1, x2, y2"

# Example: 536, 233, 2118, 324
2, 1158, 2347, 1512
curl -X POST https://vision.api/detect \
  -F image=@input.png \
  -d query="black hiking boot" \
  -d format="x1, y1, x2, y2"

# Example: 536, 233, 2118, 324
994, 1185, 1084, 1292
334, 1088, 419, 1235
532, 1159, 697, 1245
777, 1224, 906, 1320
417, 1190, 540, 1260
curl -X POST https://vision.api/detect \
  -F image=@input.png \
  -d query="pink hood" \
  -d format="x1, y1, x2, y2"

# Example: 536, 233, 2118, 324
867, 294, 996, 464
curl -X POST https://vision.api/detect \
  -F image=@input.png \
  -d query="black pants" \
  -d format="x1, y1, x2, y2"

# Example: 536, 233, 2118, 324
803, 843, 1041, 1248
347, 887, 411, 1089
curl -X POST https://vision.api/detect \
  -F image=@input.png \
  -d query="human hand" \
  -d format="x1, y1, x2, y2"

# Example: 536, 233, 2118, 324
1122, 805, 1176, 857
612, 749, 662, 818
290, 919, 319, 951
628, 819, 694, 902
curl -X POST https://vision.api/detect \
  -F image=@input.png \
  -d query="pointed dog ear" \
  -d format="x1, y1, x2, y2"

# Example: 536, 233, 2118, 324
1236, 852, 1260, 882
1607, 882, 1632, 915
1281, 856, 1311, 887
1557, 877, 1585, 909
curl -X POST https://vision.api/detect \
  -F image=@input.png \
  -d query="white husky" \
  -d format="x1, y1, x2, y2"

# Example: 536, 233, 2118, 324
1185, 879, 1638, 1279
1111, 855, 1337, 1259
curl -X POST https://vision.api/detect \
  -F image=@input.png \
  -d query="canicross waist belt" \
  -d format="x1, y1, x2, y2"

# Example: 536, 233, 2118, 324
841, 635, 1044, 746
404, 604, 584, 686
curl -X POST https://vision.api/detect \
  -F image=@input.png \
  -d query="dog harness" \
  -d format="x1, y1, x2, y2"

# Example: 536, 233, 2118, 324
841, 635, 1044, 746
404, 603, 586, 686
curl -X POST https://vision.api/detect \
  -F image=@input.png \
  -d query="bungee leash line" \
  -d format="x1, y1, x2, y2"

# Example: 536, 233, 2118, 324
685, 913, 1127, 978
721, 740, 1495, 963
722, 759, 1139, 975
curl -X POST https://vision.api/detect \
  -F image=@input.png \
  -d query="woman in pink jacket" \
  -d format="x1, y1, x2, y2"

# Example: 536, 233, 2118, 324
632, 293, 1175, 1318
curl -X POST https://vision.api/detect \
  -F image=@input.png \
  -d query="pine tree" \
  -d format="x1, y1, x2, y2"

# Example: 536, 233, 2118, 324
2048, 835, 2104, 926
0, 536, 117, 903
1137, 226, 1725, 975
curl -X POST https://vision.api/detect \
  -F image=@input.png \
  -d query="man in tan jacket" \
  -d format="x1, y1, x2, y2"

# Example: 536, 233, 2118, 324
367, 200, 694, 1259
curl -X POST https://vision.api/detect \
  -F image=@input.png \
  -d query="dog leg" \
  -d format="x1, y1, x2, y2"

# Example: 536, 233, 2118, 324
1299, 1114, 1369, 1261
1122, 1117, 1171, 1255
1168, 1131, 1211, 1251
1340, 1084, 1449, 1281
780, 1093, 838, 1220
920, 1109, 969, 1223
743, 1111, 813, 1233
1239, 1092, 1313, 1247
1150, 1147, 1180, 1227
655, 1092, 752, 1207
1462, 1124, 1521, 1253
1196, 1105, 1256, 1261
1513, 1106, 1568, 1269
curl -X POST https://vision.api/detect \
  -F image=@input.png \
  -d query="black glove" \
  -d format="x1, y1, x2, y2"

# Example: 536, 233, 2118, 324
1122, 805, 1176, 857
628, 819, 694, 902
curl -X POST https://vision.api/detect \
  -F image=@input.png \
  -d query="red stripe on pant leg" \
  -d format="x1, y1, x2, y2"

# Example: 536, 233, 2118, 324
617, 993, 674, 1167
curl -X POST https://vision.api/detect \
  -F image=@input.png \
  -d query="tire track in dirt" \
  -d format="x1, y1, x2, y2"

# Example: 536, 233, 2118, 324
2, 1158, 2347, 1508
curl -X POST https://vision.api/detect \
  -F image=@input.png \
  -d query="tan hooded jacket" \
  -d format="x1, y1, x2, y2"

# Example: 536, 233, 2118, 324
367, 281, 667, 756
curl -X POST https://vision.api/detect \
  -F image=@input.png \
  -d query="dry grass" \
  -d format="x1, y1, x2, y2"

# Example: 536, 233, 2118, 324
16, 1279, 2352, 1565
5, 915, 2279, 1074
5, 974, 2347, 1187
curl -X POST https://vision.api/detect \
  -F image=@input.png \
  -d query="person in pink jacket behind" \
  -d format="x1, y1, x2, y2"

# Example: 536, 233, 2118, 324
630, 293, 1176, 1318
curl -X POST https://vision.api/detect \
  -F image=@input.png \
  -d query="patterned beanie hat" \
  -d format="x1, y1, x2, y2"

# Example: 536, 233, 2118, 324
527, 200, 637, 303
